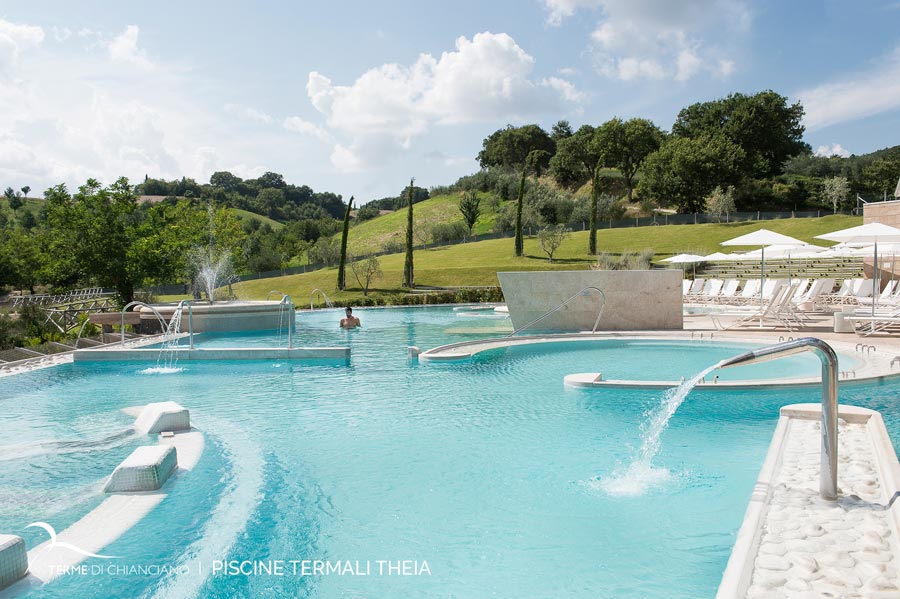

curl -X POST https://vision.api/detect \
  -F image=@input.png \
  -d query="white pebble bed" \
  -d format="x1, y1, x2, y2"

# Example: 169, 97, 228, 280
746, 418, 900, 598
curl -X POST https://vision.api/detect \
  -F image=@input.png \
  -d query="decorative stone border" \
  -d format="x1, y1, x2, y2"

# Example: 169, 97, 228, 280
717, 403, 900, 598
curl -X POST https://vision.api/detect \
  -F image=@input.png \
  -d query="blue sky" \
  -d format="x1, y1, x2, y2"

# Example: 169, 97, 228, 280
1, 0, 899, 203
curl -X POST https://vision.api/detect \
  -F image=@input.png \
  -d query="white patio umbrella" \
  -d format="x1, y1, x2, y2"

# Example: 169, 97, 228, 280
816, 222, 900, 318
661, 253, 706, 277
721, 229, 806, 324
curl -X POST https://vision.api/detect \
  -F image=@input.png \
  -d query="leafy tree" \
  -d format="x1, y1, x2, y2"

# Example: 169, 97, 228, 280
20, 185, 30, 198
4, 187, 22, 213
705, 185, 737, 222
209, 171, 244, 192
591, 118, 664, 201
493, 201, 540, 235
256, 171, 286, 189
478, 124, 555, 170
549, 125, 599, 189
640, 134, 746, 213
672, 90, 808, 178
19, 210, 36, 230
458, 191, 481, 235
525, 182, 573, 225
355, 203, 381, 221
551, 120, 573, 141
140, 178, 172, 196
403, 178, 415, 288
1, 228, 41, 292
350, 254, 382, 296
538, 224, 569, 262
311, 236, 341, 266
822, 176, 851, 213
337, 197, 353, 290
44, 178, 143, 302
256, 187, 286, 219
862, 153, 900, 196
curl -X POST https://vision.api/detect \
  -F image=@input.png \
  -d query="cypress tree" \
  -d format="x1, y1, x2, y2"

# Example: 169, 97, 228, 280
402, 178, 415, 288
589, 164, 599, 255
337, 196, 353, 290
514, 165, 527, 257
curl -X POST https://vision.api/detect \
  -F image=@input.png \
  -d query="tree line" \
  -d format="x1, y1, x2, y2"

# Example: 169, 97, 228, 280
476, 90, 899, 215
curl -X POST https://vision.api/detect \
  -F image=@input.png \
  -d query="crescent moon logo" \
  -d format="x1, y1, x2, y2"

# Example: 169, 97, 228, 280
26, 522, 120, 560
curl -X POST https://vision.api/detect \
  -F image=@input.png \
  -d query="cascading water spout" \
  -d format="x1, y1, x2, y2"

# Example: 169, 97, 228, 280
141, 302, 186, 374
599, 361, 723, 496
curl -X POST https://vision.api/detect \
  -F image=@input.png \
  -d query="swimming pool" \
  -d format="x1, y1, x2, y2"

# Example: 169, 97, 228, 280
1, 306, 896, 598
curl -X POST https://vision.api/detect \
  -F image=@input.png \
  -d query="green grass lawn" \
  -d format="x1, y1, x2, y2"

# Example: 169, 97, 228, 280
342, 191, 501, 253
231, 213, 861, 304
231, 208, 285, 231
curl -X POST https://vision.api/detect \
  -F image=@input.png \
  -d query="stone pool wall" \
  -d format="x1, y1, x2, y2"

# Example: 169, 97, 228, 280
497, 270, 683, 332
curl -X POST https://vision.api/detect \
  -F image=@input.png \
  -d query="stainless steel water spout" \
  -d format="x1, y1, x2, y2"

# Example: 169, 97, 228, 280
717, 337, 839, 500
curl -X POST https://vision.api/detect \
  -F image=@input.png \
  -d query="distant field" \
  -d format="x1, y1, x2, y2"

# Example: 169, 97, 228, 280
231, 213, 861, 304
231, 208, 284, 230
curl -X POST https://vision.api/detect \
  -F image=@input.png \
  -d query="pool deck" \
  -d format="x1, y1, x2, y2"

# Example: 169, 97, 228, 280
717, 403, 900, 598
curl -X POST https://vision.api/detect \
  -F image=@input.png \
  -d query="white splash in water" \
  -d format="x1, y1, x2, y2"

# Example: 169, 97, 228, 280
139, 367, 184, 375
598, 361, 723, 496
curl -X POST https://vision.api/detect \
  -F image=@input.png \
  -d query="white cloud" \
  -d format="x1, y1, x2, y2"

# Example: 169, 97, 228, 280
107, 25, 153, 69
717, 59, 735, 77
224, 103, 273, 124
282, 116, 331, 142
542, 0, 604, 26
51, 27, 72, 42
423, 150, 470, 167
675, 48, 701, 81
551, 0, 748, 81
0, 18, 44, 74
307, 32, 581, 172
541, 76, 587, 102
815, 143, 851, 158
798, 47, 900, 131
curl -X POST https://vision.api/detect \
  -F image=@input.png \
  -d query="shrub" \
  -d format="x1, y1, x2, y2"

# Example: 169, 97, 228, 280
430, 221, 469, 244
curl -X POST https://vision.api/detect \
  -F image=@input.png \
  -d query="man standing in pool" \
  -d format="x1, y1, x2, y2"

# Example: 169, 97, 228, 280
340, 306, 361, 329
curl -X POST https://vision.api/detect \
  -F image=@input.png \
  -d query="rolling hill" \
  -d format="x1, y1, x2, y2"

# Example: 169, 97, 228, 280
231, 213, 862, 305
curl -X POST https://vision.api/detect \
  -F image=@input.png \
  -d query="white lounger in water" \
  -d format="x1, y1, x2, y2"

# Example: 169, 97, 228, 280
134, 401, 190, 435
104, 445, 178, 493
0, 534, 28, 591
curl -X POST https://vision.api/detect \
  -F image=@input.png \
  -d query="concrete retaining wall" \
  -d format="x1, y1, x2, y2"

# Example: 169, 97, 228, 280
497, 270, 683, 332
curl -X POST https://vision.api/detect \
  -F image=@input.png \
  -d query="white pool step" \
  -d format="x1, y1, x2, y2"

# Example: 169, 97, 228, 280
103, 445, 178, 493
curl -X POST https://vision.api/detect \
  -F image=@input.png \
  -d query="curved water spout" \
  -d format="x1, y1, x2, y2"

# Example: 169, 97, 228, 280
718, 337, 839, 500
120, 301, 169, 343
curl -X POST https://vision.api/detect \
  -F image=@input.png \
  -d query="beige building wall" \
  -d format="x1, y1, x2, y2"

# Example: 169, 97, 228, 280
497, 270, 683, 332
864, 200, 900, 228
863, 202, 900, 283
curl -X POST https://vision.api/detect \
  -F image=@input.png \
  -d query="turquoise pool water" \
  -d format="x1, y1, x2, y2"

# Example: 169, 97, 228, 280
0, 306, 894, 599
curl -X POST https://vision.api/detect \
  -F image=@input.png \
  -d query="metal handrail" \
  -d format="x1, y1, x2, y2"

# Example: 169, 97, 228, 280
718, 337, 839, 500
267, 290, 288, 301
506, 286, 606, 337
280, 295, 294, 349
309, 288, 334, 310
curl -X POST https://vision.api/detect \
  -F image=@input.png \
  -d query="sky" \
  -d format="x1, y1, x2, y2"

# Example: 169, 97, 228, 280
1, 0, 899, 203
